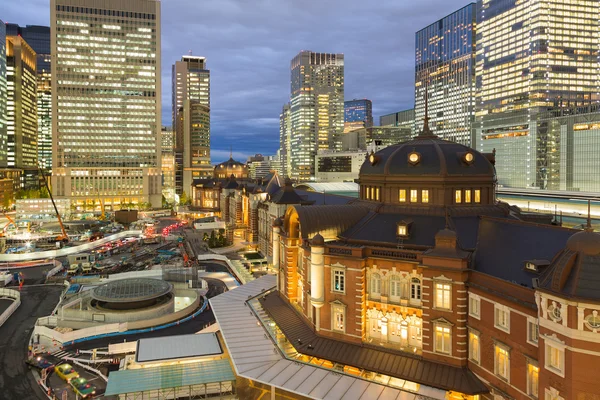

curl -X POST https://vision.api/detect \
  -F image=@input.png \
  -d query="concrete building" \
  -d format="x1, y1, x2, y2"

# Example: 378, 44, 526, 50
6, 35, 38, 171
344, 98, 373, 133
476, 0, 600, 189
6, 24, 52, 172
0, 22, 8, 169
342, 126, 413, 151
247, 153, 281, 179
50, 0, 162, 209
315, 150, 367, 182
415, 4, 476, 146
161, 127, 175, 203
379, 108, 415, 133
289, 51, 344, 181
255, 121, 600, 399
172, 56, 211, 194
279, 103, 291, 178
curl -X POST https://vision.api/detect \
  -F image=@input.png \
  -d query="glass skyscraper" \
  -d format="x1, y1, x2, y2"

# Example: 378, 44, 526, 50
50, 0, 162, 208
290, 50, 344, 181
0, 21, 7, 168
415, 4, 476, 146
6, 24, 52, 171
344, 99, 373, 133
171, 56, 211, 195
476, 0, 600, 189
279, 103, 291, 178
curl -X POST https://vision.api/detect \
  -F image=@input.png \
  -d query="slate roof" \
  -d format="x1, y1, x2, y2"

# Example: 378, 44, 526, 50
296, 190, 356, 206
259, 292, 488, 395
290, 205, 370, 239
538, 231, 600, 301
473, 217, 577, 288
360, 137, 495, 177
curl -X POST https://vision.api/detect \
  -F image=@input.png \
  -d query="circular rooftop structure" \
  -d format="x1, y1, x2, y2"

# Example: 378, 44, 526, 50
91, 278, 173, 310
360, 137, 495, 178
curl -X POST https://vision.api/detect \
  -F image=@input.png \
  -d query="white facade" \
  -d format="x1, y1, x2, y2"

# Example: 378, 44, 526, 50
16, 198, 70, 219
50, 0, 162, 208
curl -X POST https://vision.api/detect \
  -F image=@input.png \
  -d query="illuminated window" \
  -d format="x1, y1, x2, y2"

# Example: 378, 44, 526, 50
389, 276, 401, 298
410, 189, 418, 202
474, 189, 481, 203
421, 189, 429, 203
370, 187, 375, 200
397, 222, 408, 237
495, 344, 510, 381
545, 341, 564, 377
332, 269, 345, 293
434, 325, 451, 354
375, 187, 380, 201
331, 302, 346, 332
528, 362, 539, 398
399, 189, 406, 202
465, 189, 471, 203
455, 190, 462, 203
469, 331, 480, 363
435, 282, 451, 309
495, 305, 510, 332
411, 278, 421, 301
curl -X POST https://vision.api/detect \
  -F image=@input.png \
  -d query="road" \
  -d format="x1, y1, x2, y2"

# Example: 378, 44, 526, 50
0, 285, 62, 400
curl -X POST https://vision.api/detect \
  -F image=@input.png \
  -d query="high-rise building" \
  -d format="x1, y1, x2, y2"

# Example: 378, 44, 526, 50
476, 0, 600, 189
0, 21, 7, 168
379, 108, 415, 134
6, 35, 38, 170
344, 99, 372, 133
289, 51, 344, 181
50, 0, 162, 209
172, 56, 211, 194
161, 126, 175, 203
279, 103, 291, 178
6, 24, 52, 172
415, 4, 476, 146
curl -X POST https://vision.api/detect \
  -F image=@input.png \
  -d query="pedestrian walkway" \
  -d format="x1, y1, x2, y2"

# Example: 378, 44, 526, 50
49, 349, 77, 360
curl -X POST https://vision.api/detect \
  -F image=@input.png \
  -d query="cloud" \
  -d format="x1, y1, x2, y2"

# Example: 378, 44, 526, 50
4, 0, 469, 156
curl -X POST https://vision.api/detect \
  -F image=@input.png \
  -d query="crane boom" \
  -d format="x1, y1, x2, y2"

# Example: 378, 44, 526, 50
38, 168, 69, 242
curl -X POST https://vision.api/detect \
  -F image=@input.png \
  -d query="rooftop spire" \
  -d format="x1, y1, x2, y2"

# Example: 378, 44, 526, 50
230, 145, 233, 159
415, 84, 437, 139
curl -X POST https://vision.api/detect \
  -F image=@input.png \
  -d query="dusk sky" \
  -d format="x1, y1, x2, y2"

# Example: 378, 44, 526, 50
4, 0, 468, 162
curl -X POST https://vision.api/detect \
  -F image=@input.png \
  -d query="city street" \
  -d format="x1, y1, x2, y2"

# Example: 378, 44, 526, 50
0, 285, 62, 400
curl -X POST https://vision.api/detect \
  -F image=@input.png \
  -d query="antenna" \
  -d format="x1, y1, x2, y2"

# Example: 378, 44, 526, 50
229, 145, 232, 159
188, 49, 192, 56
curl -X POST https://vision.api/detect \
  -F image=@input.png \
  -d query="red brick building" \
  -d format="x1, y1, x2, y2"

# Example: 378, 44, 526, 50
264, 124, 600, 399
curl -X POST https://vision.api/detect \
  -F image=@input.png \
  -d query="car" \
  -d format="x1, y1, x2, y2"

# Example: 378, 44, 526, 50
70, 377, 96, 398
25, 355, 54, 371
55, 363, 79, 382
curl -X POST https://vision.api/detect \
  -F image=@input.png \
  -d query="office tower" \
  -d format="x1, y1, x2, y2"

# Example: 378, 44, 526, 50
172, 56, 211, 194
476, 0, 600, 189
0, 21, 7, 168
344, 99, 372, 133
290, 51, 344, 181
415, 4, 476, 146
279, 103, 291, 178
6, 35, 38, 171
50, 0, 162, 209
379, 108, 415, 133
161, 126, 175, 203
7, 24, 52, 172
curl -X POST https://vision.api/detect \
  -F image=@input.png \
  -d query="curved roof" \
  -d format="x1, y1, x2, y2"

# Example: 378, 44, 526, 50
92, 278, 173, 303
538, 230, 600, 300
288, 204, 370, 240
214, 157, 246, 169
359, 137, 495, 177
295, 182, 360, 193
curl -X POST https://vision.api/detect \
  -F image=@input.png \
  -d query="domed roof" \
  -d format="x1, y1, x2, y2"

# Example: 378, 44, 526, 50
566, 230, 600, 256
311, 233, 325, 246
215, 157, 246, 170
360, 136, 495, 177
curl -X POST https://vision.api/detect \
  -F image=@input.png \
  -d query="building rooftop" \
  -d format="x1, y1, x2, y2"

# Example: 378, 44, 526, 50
104, 358, 235, 396
91, 278, 172, 303
135, 333, 222, 363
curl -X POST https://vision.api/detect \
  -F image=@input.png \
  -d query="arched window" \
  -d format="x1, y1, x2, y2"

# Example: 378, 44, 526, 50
371, 273, 381, 295
390, 275, 401, 297
411, 278, 421, 301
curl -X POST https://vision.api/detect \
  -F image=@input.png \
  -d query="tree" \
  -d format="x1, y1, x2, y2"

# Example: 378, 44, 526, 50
208, 231, 216, 248
180, 191, 190, 205
217, 232, 226, 247
161, 195, 169, 209
202, 232, 209, 242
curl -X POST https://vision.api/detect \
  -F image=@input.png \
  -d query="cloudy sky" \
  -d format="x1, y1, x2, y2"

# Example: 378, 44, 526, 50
4, 0, 468, 162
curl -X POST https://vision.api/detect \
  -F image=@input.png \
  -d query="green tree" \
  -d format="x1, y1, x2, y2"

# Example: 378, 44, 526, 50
180, 191, 190, 205
202, 232, 209, 242
208, 231, 216, 247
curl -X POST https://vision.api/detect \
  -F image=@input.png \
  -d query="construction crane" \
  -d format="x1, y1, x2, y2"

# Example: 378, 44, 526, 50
38, 168, 69, 243
1, 211, 16, 237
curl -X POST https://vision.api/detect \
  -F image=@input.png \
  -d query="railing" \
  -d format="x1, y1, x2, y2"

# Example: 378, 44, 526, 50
370, 249, 419, 260
327, 247, 353, 256
0, 288, 21, 327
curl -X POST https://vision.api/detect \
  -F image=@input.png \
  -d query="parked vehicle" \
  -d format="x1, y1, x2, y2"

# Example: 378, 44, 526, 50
55, 363, 79, 382
70, 377, 96, 398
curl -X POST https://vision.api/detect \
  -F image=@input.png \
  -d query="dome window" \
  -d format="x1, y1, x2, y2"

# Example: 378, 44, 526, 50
408, 152, 421, 165
397, 220, 412, 238
463, 152, 475, 165
368, 151, 379, 166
